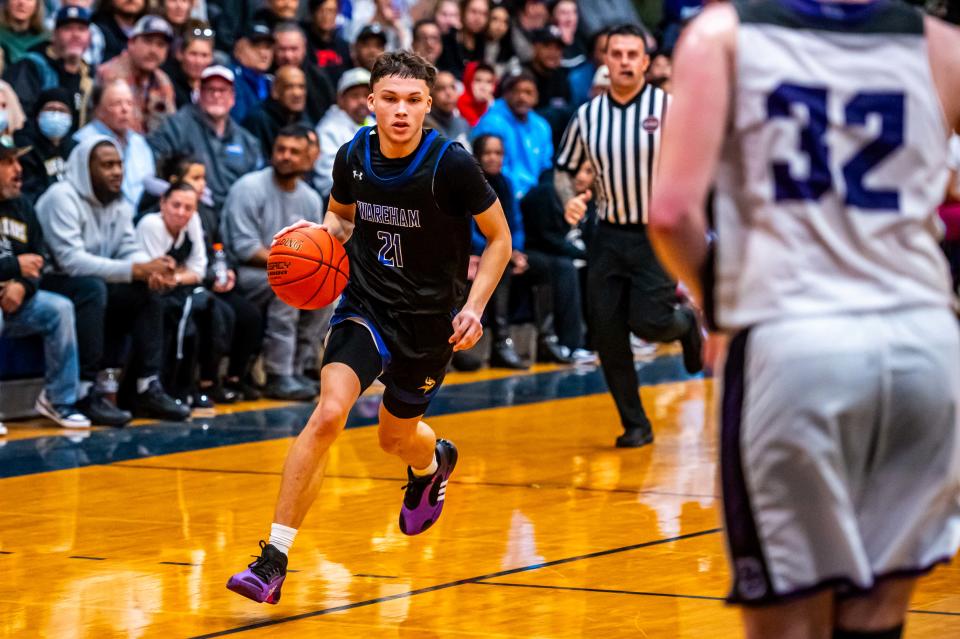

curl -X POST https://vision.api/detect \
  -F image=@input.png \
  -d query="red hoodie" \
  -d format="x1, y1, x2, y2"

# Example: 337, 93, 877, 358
457, 62, 492, 127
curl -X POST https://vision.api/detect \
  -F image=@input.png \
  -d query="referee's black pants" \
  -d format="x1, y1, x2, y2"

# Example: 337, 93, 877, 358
587, 225, 693, 433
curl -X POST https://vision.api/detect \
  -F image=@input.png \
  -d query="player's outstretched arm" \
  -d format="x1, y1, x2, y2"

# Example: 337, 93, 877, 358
450, 199, 512, 352
273, 196, 358, 244
648, 3, 736, 306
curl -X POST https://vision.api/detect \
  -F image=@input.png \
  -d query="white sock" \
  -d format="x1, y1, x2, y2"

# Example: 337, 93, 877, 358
269, 523, 298, 556
136, 375, 158, 395
411, 454, 438, 477
79, 381, 93, 399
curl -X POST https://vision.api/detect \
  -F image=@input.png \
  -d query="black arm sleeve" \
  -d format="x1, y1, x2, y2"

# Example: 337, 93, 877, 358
0, 256, 19, 281
435, 145, 498, 217
330, 144, 355, 205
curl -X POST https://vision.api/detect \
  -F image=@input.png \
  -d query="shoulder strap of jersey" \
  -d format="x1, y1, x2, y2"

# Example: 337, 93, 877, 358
346, 125, 371, 157
430, 139, 458, 201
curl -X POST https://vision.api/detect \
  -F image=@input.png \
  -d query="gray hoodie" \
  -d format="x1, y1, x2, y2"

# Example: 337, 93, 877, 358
36, 135, 149, 283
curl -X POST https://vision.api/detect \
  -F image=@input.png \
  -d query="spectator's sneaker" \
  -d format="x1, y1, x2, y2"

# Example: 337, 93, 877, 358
489, 339, 528, 370
263, 375, 316, 401
134, 380, 190, 421
570, 349, 599, 365
224, 377, 261, 401
0, 422, 7, 436
77, 391, 132, 427
679, 306, 704, 374
226, 541, 287, 604
35, 391, 92, 429
293, 374, 319, 395
189, 392, 216, 417
536, 336, 573, 364
399, 439, 458, 536
206, 383, 239, 404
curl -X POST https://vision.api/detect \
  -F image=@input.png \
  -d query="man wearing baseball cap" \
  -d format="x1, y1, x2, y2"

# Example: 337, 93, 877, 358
313, 67, 372, 198
0, 133, 92, 431
3, 5, 94, 126
231, 22, 275, 123
148, 65, 262, 212
352, 24, 387, 72
96, 15, 176, 134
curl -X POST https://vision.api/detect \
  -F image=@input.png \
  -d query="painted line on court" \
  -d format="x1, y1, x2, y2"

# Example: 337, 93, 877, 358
473, 582, 960, 619
112, 463, 718, 499
0, 355, 698, 479
188, 527, 723, 638
476, 580, 725, 601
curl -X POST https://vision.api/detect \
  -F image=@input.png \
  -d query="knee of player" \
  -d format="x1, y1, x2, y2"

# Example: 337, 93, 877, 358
306, 401, 350, 440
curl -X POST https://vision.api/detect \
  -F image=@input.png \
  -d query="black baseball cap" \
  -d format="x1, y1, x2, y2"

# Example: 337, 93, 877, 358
356, 23, 387, 45
242, 22, 275, 43
54, 5, 91, 28
0, 135, 31, 160
532, 25, 564, 46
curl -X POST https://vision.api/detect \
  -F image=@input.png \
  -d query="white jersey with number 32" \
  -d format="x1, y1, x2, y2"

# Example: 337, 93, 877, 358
713, 0, 954, 330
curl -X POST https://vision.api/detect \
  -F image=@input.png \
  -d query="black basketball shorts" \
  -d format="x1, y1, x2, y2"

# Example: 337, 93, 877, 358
321, 304, 454, 419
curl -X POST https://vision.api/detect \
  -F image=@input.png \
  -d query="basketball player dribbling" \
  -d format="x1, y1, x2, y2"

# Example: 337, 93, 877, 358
650, 1, 960, 638
227, 51, 512, 604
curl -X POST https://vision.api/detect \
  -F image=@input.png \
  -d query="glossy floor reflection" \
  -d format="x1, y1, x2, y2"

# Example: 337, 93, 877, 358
0, 357, 957, 638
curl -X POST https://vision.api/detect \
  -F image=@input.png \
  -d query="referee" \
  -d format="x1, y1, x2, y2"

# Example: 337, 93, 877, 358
555, 23, 702, 448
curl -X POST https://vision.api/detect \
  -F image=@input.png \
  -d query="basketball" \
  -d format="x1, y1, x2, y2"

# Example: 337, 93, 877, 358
268, 226, 350, 310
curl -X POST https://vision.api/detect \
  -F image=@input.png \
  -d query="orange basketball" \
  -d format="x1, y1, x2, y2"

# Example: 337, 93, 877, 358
268, 226, 350, 310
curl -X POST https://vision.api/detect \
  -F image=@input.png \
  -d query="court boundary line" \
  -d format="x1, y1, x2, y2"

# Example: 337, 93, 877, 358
188, 527, 723, 638
111, 463, 719, 499
475, 580, 725, 601
472, 582, 960, 618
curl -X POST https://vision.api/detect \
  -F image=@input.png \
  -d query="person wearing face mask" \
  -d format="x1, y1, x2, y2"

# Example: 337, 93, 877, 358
14, 87, 76, 203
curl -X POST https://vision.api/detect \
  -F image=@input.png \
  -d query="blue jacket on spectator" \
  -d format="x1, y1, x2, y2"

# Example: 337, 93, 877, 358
231, 62, 272, 124
471, 172, 524, 255
472, 99, 553, 204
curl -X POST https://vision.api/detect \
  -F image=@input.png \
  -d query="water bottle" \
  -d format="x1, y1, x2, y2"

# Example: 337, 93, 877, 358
212, 243, 229, 288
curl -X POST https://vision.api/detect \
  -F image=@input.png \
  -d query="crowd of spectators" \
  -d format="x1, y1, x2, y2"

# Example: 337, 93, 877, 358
1, 0, 857, 431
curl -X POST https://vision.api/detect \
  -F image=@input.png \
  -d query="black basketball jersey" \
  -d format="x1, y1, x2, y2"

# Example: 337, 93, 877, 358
333, 127, 489, 318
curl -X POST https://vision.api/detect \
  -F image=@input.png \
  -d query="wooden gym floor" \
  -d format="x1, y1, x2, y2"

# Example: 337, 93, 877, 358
0, 352, 958, 638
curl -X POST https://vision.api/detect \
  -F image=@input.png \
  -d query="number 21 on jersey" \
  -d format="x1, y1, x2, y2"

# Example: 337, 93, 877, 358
377, 231, 404, 267
767, 83, 905, 211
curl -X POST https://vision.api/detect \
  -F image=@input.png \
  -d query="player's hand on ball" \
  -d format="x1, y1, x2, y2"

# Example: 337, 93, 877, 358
273, 220, 328, 243
564, 189, 592, 226
450, 308, 483, 352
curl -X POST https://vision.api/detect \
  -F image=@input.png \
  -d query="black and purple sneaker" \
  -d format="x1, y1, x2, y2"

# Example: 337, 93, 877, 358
226, 541, 287, 604
399, 439, 458, 536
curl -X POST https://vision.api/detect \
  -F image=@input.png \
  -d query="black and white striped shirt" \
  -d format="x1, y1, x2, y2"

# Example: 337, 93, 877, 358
556, 84, 669, 227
